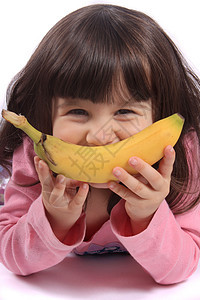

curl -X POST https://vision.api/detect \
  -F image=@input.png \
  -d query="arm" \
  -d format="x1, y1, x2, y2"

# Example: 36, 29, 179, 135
111, 198, 200, 284
109, 134, 200, 284
0, 138, 87, 275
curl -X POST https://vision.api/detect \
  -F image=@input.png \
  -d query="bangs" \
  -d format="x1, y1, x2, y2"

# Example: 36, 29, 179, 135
45, 7, 152, 104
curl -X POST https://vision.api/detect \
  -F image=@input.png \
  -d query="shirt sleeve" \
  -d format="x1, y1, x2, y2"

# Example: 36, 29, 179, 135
110, 198, 200, 284
110, 131, 200, 285
0, 138, 86, 275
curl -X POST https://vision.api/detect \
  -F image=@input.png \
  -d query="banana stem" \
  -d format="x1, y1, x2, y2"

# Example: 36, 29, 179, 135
2, 109, 41, 144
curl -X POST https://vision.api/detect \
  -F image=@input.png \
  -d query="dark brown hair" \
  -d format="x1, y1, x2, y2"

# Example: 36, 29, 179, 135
1, 4, 200, 214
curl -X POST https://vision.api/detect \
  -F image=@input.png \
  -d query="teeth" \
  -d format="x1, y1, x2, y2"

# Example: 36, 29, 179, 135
2, 110, 184, 183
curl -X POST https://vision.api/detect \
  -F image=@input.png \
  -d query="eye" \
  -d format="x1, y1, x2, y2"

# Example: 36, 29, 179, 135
68, 109, 88, 116
114, 108, 137, 121
115, 109, 135, 115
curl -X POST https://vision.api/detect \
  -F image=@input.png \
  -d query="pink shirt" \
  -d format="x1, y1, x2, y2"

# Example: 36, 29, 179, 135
0, 136, 200, 284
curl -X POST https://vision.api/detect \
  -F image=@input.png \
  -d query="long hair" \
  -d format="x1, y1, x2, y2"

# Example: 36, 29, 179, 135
0, 4, 200, 214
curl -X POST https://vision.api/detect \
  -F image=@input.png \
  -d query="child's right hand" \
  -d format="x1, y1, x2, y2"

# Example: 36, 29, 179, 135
34, 156, 89, 241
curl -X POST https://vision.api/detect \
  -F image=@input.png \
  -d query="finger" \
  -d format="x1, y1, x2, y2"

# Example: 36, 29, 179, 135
63, 178, 82, 198
108, 180, 140, 203
64, 178, 84, 189
134, 173, 149, 185
72, 183, 89, 207
34, 157, 54, 194
34, 156, 51, 182
158, 145, 175, 179
49, 175, 68, 206
34, 156, 40, 168
111, 167, 150, 199
49, 176, 84, 207
128, 156, 166, 191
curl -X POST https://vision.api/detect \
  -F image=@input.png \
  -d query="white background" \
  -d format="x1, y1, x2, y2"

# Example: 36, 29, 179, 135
0, 2, 200, 298
0, 0, 200, 111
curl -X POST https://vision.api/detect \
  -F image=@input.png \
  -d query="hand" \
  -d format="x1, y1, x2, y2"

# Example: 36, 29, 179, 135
108, 145, 175, 234
34, 156, 89, 240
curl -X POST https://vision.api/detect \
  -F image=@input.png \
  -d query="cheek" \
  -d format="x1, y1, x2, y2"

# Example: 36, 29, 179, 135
52, 120, 80, 144
136, 118, 153, 134
137, 111, 153, 131
53, 120, 85, 145
140, 117, 153, 130
54, 130, 74, 143
117, 116, 153, 139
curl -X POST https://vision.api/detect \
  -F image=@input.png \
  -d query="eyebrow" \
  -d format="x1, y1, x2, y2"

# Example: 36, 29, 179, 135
56, 97, 151, 109
121, 98, 151, 109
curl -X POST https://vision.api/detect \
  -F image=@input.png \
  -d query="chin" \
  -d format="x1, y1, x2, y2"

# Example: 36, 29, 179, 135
89, 182, 109, 189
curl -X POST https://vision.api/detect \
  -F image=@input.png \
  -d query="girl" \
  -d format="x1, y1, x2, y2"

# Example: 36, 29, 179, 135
0, 4, 200, 284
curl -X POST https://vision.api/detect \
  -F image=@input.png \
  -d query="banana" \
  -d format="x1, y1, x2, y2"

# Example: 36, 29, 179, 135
2, 110, 184, 183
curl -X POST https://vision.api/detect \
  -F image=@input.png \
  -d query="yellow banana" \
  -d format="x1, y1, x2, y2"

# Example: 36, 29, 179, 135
2, 110, 184, 183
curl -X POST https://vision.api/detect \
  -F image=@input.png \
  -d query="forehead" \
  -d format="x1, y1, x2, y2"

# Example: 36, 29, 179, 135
55, 97, 152, 110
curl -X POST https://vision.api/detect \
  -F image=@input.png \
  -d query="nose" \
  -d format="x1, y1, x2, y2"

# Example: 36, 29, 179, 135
86, 124, 119, 146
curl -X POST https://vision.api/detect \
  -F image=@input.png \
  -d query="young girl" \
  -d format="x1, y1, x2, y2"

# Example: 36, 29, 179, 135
0, 4, 200, 285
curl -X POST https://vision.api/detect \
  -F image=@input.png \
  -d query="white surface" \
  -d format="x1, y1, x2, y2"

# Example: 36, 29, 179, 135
0, 253, 200, 300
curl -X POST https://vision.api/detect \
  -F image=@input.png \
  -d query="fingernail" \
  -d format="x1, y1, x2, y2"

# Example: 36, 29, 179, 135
82, 183, 88, 189
58, 176, 65, 184
129, 158, 138, 166
113, 168, 121, 177
38, 161, 43, 169
34, 158, 38, 166
108, 182, 116, 189
167, 145, 173, 152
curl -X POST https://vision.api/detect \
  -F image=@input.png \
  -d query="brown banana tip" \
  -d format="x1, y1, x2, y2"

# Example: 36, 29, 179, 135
177, 113, 185, 122
1, 109, 6, 117
1, 109, 24, 126
1, 109, 9, 121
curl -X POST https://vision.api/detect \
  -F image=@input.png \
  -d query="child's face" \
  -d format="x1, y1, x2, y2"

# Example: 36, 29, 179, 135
52, 97, 152, 188
52, 97, 153, 146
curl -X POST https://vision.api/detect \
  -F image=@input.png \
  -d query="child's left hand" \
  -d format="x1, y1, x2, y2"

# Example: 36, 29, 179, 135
108, 145, 175, 234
